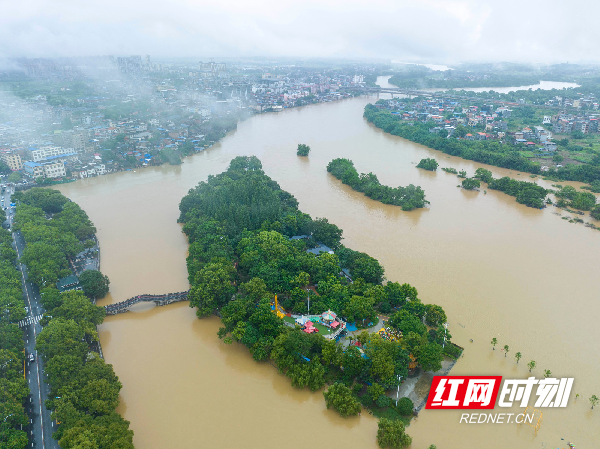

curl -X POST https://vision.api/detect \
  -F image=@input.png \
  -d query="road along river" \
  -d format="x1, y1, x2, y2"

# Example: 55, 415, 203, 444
57, 83, 600, 448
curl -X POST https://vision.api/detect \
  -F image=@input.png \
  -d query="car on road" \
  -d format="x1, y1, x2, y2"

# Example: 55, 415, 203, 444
29, 353, 35, 362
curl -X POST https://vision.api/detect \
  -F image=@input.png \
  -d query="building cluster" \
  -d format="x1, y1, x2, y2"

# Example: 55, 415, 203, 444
0, 57, 384, 182
247, 72, 363, 111
544, 94, 599, 110
376, 97, 511, 140
513, 126, 556, 151
377, 96, 567, 152
550, 112, 600, 135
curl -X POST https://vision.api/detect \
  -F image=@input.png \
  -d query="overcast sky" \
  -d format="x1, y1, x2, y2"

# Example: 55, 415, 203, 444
1, 0, 598, 63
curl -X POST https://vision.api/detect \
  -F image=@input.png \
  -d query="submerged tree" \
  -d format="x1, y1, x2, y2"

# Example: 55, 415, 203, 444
323, 383, 361, 417
297, 144, 311, 156
376, 418, 412, 448
416, 158, 438, 171
461, 178, 481, 190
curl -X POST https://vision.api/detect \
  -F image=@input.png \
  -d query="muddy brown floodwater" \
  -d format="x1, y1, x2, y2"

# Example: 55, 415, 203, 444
57, 79, 600, 448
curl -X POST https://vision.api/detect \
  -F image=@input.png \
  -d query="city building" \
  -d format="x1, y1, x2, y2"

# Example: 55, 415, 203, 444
42, 161, 66, 179
23, 161, 44, 178
31, 145, 75, 162
0, 152, 23, 171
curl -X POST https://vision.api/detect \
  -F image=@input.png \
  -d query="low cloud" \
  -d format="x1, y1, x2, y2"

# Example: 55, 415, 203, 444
1, 0, 598, 63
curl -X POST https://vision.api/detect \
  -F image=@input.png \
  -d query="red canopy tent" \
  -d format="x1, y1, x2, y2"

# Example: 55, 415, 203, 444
303, 321, 316, 333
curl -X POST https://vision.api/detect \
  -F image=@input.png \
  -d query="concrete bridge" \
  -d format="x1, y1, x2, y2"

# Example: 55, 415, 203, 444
104, 291, 190, 315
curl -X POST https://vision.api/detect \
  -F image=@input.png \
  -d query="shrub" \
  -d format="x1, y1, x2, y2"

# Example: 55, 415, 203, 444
570, 191, 596, 211
376, 394, 392, 408
397, 397, 414, 416
582, 180, 600, 193
377, 418, 412, 449
443, 343, 463, 359
461, 178, 480, 190
474, 168, 493, 183
416, 158, 438, 171
323, 383, 362, 417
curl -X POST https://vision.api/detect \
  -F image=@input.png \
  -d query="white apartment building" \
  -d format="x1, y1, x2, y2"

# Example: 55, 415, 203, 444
31, 146, 75, 162
42, 161, 66, 179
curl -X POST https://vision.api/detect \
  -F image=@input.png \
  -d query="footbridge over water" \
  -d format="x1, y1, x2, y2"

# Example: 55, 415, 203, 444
104, 291, 190, 315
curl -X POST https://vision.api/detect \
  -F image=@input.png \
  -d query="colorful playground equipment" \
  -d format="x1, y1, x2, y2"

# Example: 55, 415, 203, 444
272, 295, 285, 319
295, 310, 346, 340
377, 326, 402, 342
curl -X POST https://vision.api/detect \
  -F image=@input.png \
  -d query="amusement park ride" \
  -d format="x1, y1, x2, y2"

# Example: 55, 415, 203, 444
273, 294, 285, 319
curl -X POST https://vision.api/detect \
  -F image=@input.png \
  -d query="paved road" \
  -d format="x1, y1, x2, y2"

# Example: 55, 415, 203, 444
4, 185, 60, 449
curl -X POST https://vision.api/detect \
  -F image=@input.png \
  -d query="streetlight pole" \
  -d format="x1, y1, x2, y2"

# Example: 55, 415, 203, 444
443, 323, 448, 348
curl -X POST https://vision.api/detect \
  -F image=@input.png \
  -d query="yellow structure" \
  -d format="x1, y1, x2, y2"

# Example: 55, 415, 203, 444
273, 295, 285, 319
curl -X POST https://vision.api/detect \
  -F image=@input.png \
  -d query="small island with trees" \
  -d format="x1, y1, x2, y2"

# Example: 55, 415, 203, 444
178, 156, 457, 448
297, 144, 311, 156
416, 158, 439, 171
326, 158, 429, 210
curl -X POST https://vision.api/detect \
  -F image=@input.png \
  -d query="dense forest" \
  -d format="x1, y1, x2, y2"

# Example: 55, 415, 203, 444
12, 189, 97, 289
179, 156, 455, 448
11, 189, 134, 449
364, 104, 600, 184
326, 158, 429, 210
0, 209, 29, 448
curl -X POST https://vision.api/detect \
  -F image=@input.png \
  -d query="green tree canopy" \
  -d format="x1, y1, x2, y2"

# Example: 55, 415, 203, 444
323, 383, 362, 417
79, 270, 110, 300
376, 418, 412, 448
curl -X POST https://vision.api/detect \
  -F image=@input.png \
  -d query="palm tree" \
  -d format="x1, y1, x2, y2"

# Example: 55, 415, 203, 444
527, 360, 536, 372
590, 395, 599, 410
491, 337, 498, 350
503, 345, 509, 357
515, 352, 522, 364
543, 370, 552, 378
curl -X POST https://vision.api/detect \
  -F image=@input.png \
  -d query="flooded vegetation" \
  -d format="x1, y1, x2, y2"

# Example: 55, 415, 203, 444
56, 90, 600, 449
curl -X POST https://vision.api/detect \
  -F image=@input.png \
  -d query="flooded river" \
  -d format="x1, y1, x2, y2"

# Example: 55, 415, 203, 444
56, 79, 600, 448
